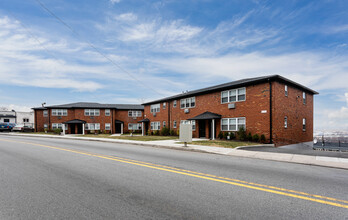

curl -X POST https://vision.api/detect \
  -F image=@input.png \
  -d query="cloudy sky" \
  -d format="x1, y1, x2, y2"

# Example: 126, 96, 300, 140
0, 0, 347, 131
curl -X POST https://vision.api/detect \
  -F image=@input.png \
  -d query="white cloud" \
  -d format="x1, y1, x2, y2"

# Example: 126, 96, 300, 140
114, 13, 137, 22
0, 104, 32, 112
110, 0, 121, 4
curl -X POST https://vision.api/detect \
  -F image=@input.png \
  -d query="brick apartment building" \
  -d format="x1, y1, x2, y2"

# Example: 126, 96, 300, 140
142, 75, 318, 146
33, 102, 144, 135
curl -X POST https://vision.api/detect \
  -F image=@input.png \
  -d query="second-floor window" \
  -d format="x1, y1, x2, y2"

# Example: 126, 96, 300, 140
221, 87, 246, 103
163, 102, 166, 109
285, 85, 288, 97
303, 92, 306, 104
85, 109, 100, 116
128, 110, 142, 117
43, 110, 48, 117
105, 109, 110, 116
52, 109, 67, 116
173, 100, 177, 108
180, 97, 195, 109
150, 104, 160, 113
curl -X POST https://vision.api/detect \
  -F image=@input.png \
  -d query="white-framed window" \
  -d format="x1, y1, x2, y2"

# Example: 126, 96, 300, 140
150, 104, 160, 113
52, 109, 67, 116
303, 118, 306, 131
150, 122, 161, 130
303, 92, 306, 104
221, 87, 246, 103
173, 100, 177, 108
173, 120, 177, 128
52, 123, 68, 130
43, 110, 48, 117
105, 123, 111, 130
85, 123, 100, 130
84, 109, 100, 116
221, 118, 246, 131
44, 124, 48, 128
105, 109, 110, 116
163, 121, 166, 127
163, 102, 166, 109
181, 120, 196, 130
285, 85, 288, 97
128, 110, 142, 117
284, 116, 288, 128
128, 123, 142, 130
180, 97, 195, 109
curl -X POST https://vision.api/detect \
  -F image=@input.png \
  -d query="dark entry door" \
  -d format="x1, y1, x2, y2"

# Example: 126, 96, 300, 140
77, 124, 82, 134
115, 123, 122, 133
70, 124, 76, 134
199, 120, 206, 138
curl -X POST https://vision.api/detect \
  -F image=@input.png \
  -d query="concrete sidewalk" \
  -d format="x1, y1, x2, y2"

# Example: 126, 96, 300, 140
1, 133, 347, 170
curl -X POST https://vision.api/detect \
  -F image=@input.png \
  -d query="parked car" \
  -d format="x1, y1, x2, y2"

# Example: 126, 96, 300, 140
0, 123, 15, 131
12, 124, 34, 132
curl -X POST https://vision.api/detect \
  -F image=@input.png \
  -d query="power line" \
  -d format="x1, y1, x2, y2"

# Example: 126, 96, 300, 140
34, 0, 163, 96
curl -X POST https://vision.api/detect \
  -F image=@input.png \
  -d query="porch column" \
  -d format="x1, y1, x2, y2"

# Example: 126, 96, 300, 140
212, 119, 215, 140
62, 124, 65, 136
82, 123, 85, 135
142, 122, 144, 136
121, 123, 123, 134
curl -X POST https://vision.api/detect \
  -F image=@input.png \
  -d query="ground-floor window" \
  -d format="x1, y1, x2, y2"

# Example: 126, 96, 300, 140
173, 120, 177, 128
303, 118, 306, 131
52, 123, 68, 130
180, 120, 196, 130
85, 123, 100, 130
44, 124, 48, 128
221, 117, 245, 131
4, 119, 10, 122
128, 123, 142, 130
151, 122, 160, 130
163, 121, 166, 127
105, 123, 111, 130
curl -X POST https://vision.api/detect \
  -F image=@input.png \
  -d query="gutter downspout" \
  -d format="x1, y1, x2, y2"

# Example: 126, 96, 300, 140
269, 79, 273, 144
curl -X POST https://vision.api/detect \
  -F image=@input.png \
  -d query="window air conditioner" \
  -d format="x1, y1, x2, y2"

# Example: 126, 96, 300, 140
184, 109, 190, 113
228, 103, 235, 109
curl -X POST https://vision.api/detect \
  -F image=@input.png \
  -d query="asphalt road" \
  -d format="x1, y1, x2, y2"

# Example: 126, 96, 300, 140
0, 135, 347, 219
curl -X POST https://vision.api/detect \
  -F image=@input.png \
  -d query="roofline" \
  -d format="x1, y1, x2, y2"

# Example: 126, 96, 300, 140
143, 75, 319, 105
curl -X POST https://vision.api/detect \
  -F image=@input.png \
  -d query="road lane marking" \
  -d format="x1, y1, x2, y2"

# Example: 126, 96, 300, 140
1, 137, 348, 209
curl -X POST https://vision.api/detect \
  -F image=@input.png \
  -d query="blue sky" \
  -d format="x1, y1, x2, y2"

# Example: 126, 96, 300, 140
0, 0, 348, 131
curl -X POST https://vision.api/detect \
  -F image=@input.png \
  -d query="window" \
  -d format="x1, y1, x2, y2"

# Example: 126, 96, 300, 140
173, 120, 177, 128
85, 123, 100, 130
128, 123, 142, 130
303, 118, 306, 131
105, 123, 111, 130
181, 120, 196, 130
303, 92, 306, 104
4, 119, 10, 123
105, 109, 110, 116
285, 85, 288, 97
128, 110, 142, 117
173, 100, 177, 108
163, 102, 166, 109
23, 118, 29, 123
163, 121, 166, 127
84, 109, 100, 116
150, 122, 160, 130
180, 97, 195, 109
221, 118, 246, 131
52, 109, 67, 116
44, 124, 48, 128
221, 87, 246, 103
43, 110, 48, 117
52, 123, 68, 130
150, 104, 160, 113
284, 116, 288, 128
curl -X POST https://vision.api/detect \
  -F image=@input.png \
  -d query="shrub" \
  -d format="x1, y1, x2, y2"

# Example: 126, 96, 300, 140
223, 132, 229, 140
218, 131, 223, 139
252, 134, 260, 142
237, 127, 247, 141
160, 127, 170, 136
260, 134, 266, 143
230, 132, 236, 140
170, 129, 175, 136
54, 128, 62, 135
153, 130, 159, 136
247, 132, 252, 141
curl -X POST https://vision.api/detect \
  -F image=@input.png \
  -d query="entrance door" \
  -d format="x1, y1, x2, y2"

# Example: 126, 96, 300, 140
77, 124, 83, 134
70, 124, 76, 134
115, 123, 122, 133
199, 120, 206, 138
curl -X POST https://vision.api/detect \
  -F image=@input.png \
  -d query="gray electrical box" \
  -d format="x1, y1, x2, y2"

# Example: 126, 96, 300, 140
179, 124, 192, 145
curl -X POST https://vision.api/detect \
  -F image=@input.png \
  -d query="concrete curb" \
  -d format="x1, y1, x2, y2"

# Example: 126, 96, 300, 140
235, 144, 275, 149
1, 133, 347, 170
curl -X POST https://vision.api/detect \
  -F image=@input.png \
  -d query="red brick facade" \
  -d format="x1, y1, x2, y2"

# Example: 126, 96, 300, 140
144, 80, 315, 147
34, 108, 143, 134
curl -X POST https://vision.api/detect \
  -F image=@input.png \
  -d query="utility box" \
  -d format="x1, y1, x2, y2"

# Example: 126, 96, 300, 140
179, 123, 192, 146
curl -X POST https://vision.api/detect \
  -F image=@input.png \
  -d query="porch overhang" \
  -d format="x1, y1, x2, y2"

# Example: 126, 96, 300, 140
188, 111, 221, 120
115, 120, 124, 124
138, 118, 150, 123
62, 119, 86, 124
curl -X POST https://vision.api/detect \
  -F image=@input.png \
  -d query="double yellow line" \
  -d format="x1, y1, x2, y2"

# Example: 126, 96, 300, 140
1, 138, 347, 209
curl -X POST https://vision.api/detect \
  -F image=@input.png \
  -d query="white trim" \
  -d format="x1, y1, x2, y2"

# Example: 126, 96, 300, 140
221, 117, 246, 131
221, 87, 246, 104
84, 109, 100, 116
180, 97, 196, 109
105, 109, 111, 116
